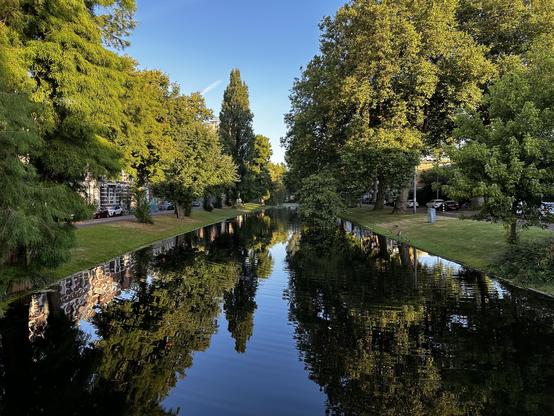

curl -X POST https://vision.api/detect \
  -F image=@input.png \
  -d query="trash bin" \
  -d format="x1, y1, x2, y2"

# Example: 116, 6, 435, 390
428, 207, 436, 224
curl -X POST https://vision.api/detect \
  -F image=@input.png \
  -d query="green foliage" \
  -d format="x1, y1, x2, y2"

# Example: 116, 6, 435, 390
242, 134, 273, 202
446, 39, 554, 242
297, 173, 344, 241
219, 69, 258, 201
132, 186, 153, 224
492, 239, 554, 284
284, 0, 494, 210
268, 162, 287, 205
0, 22, 89, 268
154, 95, 237, 218
0, 1, 137, 269
457, 0, 554, 58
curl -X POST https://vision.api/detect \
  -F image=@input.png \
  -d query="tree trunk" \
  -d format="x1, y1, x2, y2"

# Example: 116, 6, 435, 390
374, 179, 386, 211
399, 243, 410, 267
175, 204, 186, 219
392, 183, 410, 214
508, 220, 518, 244
377, 235, 390, 259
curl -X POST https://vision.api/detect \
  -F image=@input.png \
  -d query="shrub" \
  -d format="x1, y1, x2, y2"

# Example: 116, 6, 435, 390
297, 173, 344, 245
132, 187, 153, 224
492, 238, 554, 284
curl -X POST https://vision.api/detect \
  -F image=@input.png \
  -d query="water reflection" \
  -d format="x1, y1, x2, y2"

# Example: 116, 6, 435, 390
0, 209, 552, 415
0, 210, 290, 415
286, 220, 554, 415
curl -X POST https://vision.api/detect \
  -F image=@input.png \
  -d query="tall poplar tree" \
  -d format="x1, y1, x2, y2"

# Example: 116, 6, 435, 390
219, 69, 255, 202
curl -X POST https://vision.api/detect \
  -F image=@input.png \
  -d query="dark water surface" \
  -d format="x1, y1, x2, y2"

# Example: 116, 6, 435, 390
0, 209, 553, 415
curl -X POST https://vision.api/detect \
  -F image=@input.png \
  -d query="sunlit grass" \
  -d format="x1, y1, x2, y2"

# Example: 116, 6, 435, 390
50, 204, 263, 279
342, 207, 554, 295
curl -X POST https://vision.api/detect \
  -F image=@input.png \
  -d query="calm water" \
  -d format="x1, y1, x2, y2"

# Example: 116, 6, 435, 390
0, 209, 553, 415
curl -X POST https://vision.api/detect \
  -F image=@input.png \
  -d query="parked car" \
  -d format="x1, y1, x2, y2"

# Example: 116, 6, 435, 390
192, 200, 202, 208
94, 209, 109, 219
107, 205, 123, 217
444, 200, 460, 211
426, 199, 445, 209
407, 200, 419, 208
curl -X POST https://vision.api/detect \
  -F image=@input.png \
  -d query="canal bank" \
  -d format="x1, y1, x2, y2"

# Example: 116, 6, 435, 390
342, 207, 554, 297
50, 204, 264, 279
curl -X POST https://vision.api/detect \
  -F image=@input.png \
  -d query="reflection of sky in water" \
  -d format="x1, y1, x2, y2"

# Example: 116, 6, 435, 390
79, 319, 100, 344
417, 252, 462, 274
491, 280, 510, 299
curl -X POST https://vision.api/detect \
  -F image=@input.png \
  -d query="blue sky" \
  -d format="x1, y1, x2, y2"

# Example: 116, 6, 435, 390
125, 0, 346, 163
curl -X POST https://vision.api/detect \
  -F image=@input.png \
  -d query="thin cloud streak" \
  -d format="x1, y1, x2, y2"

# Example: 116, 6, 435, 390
200, 80, 222, 95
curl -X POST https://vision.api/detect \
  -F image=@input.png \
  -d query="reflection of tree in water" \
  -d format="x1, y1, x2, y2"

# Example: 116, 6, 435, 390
287, 231, 554, 416
0, 237, 241, 415
220, 210, 290, 352
90, 241, 241, 415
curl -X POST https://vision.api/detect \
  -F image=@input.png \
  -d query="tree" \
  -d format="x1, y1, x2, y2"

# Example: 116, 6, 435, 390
268, 162, 287, 205
154, 94, 237, 218
297, 173, 344, 244
284, 0, 494, 214
242, 134, 272, 203
0, 0, 137, 267
446, 39, 554, 243
119, 69, 176, 186
219, 69, 256, 201
0, 21, 90, 268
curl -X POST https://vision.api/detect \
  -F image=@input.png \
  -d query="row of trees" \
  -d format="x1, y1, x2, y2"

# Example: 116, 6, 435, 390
0, 1, 276, 269
284, 0, 554, 241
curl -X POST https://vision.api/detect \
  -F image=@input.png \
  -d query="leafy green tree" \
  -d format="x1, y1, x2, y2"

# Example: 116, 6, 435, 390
219, 69, 256, 201
0, 0, 137, 267
268, 162, 287, 205
154, 94, 237, 218
446, 39, 554, 243
297, 173, 344, 243
242, 134, 273, 203
119, 69, 176, 186
0, 22, 88, 268
284, 0, 494, 214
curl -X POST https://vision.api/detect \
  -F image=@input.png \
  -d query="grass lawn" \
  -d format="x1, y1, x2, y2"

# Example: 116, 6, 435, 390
49, 203, 263, 279
342, 207, 554, 296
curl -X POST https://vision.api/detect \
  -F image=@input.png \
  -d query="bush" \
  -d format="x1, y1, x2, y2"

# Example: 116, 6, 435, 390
132, 187, 153, 224
492, 238, 554, 284
297, 173, 344, 245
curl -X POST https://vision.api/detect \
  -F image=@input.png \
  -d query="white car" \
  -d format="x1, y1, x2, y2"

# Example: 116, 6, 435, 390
408, 200, 419, 208
108, 205, 123, 217
426, 199, 445, 209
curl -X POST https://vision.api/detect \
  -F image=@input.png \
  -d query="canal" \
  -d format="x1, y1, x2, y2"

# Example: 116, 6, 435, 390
0, 208, 552, 415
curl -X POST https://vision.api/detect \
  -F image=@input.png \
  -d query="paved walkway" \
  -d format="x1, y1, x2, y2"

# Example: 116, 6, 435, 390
75, 210, 175, 228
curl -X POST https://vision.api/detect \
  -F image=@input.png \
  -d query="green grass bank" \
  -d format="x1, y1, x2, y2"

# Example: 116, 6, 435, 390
50, 204, 263, 279
342, 207, 554, 296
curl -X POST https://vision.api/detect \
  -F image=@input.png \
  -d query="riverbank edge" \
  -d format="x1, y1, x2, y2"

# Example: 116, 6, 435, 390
51, 204, 267, 279
341, 212, 554, 299
0, 204, 267, 311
